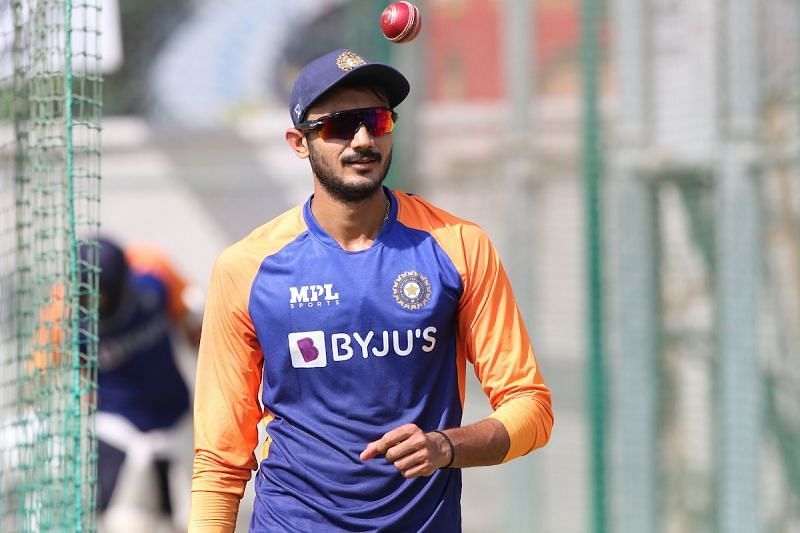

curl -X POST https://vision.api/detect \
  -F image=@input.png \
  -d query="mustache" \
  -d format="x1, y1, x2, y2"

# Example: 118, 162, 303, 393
341, 149, 382, 164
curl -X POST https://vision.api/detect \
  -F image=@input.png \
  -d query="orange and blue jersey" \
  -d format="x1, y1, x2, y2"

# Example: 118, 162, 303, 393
191, 188, 553, 531
99, 244, 192, 432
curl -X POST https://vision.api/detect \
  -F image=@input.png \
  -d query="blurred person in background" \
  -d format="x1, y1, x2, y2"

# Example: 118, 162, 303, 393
190, 48, 553, 531
88, 237, 202, 533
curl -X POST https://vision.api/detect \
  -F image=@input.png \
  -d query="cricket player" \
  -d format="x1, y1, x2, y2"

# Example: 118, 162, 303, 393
90, 238, 201, 533
190, 48, 553, 531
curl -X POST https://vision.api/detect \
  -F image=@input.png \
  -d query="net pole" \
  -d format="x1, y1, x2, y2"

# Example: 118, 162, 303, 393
608, 0, 661, 531
62, 1, 86, 530
503, 0, 535, 530
715, 0, 761, 530
580, 1, 607, 532
12, 0, 31, 375
503, 0, 533, 294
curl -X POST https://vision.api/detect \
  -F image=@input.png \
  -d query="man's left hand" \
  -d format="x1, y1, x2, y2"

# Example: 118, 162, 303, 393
360, 423, 452, 478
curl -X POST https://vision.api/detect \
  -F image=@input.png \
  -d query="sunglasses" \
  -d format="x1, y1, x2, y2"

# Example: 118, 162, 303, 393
296, 107, 397, 140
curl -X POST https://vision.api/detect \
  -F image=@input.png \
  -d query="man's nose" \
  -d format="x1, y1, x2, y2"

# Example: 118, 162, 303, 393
350, 123, 375, 148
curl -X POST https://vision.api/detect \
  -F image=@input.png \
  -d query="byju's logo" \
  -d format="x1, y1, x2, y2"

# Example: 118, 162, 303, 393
287, 327, 438, 368
288, 331, 327, 368
289, 283, 340, 309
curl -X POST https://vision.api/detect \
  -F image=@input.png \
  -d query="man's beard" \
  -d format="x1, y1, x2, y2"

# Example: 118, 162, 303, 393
308, 144, 392, 203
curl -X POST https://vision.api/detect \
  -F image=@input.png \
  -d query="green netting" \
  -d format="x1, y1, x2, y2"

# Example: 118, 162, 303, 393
0, 1, 101, 532
595, 0, 800, 532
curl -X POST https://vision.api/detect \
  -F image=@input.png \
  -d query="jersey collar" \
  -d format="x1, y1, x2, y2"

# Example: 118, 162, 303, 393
302, 187, 397, 252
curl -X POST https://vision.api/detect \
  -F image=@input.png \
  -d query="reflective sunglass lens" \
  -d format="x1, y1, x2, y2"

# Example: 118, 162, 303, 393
318, 108, 395, 140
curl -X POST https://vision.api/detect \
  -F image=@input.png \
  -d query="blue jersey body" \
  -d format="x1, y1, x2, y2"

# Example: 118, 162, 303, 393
98, 272, 190, 432
248, 195, 463, 531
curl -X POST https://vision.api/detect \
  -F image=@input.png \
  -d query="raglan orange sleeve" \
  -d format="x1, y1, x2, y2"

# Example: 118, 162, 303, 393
456, 224, 554, 462
190, 246, 264, 532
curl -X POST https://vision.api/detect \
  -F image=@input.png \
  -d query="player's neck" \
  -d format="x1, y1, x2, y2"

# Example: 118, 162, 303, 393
310, 188, 390, 252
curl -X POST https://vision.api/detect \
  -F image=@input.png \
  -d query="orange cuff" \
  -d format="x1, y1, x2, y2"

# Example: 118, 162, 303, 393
188, 490, 241, 533
490, 395, 554, 462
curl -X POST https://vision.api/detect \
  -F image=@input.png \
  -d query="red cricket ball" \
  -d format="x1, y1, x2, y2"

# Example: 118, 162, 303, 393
380, 2, 422, 44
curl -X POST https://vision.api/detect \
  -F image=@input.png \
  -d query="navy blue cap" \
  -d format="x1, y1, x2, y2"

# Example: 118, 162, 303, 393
78, 236, 128, 289
289, 49, 410, 125
79, 236, 130, 317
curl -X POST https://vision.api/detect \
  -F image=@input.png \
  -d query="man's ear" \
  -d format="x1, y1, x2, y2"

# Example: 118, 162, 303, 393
285, 128, 309, 159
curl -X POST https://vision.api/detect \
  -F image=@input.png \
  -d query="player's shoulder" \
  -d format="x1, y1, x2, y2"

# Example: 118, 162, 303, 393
125, 242, 171, 271
214, 204, 306, 272
124, 242, 184, 285
394, 189, 488, 241
393, 190, 496, 276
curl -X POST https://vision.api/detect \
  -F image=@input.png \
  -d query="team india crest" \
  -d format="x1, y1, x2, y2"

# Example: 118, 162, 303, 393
392, 271, 432, 310
336, 50, 367, 72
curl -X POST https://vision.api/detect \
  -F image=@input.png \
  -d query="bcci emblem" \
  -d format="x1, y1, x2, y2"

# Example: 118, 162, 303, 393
392, 271, 432, 310
336, 50, 366, 72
